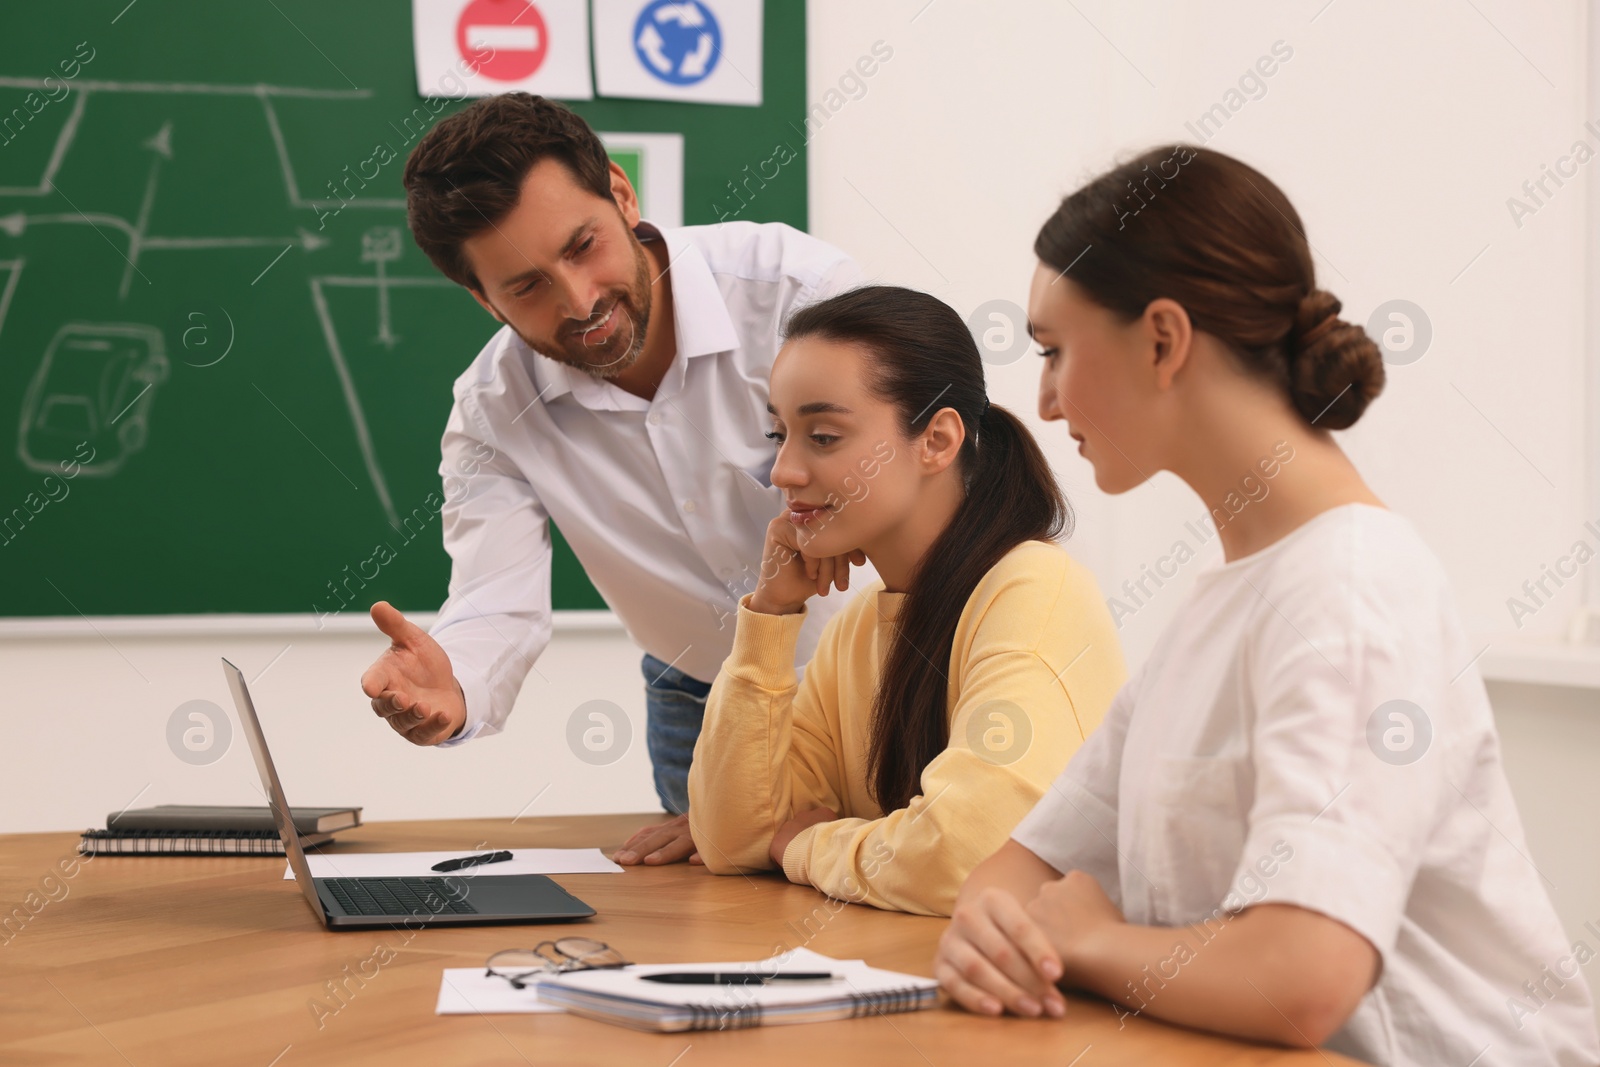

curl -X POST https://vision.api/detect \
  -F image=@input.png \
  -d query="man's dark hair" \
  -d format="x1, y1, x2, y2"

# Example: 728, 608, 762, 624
403, 93, 614, 291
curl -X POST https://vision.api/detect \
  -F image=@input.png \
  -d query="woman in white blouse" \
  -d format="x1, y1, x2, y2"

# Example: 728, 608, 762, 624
934, 144, 1600, 1066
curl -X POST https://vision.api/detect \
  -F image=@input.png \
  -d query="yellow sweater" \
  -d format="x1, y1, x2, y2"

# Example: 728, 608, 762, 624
687, 540, 1126, 916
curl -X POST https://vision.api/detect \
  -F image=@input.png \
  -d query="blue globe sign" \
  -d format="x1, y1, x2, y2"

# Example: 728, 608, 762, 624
633, 0, 723, 86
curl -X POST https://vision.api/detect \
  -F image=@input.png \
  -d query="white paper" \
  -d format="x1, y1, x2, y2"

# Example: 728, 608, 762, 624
284, 848, 623, 880
412, 0, 594, 99
538, 947, 936, 1009
437, 968, 566, 1014
593, 0, 762, 106
436, 948, 876, 1016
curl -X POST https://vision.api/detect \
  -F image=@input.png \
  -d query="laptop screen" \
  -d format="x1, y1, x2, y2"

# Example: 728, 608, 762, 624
222, 658, 326, 924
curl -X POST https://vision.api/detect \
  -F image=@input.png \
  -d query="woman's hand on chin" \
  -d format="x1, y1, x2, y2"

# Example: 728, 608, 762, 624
748, 513, 865, 615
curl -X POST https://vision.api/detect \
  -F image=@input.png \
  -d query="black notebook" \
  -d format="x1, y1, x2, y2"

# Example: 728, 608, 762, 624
78, 804, 361, 856
108, 804, 361, 834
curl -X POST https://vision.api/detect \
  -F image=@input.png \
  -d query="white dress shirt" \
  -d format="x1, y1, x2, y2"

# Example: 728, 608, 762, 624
429, 219, 869, 744
1011, 504, 1598, 1066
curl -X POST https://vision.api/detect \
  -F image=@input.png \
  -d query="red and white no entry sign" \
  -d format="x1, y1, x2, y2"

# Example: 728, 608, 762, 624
456, 0, 549, 81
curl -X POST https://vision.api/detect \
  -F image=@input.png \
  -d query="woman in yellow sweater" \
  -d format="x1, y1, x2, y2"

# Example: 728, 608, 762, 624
685, 285, 1126, 916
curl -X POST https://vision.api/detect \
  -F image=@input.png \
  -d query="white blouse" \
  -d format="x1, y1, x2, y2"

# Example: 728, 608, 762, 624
1013, 504, 1598, 1066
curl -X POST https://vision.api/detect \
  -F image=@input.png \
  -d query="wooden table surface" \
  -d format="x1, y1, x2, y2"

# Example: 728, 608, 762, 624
0, 814, 1360, 1066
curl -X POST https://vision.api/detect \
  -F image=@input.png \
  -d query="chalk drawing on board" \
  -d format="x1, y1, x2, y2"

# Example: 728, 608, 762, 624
0, 77, 392, 218
361, 227, 404, 348
18, 323, 170, 476
0, 259, 23, 348
258, 90, 406, 212
0, 90, 88, 198
0, 76, 451, 517
0, 196, 330, 302
311, 266, 455, 529
116, 120, 172, 299
0, 82, 358, 325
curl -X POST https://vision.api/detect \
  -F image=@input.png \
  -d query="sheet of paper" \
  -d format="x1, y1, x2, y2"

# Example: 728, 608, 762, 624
435, 948, 878, 1016
592, 0, 763, 106
765, 947, 866, 968
411, 0, 594, 99
538, 947, 936, 1009
437, 968, 565, 1015
284, 848, 623, 880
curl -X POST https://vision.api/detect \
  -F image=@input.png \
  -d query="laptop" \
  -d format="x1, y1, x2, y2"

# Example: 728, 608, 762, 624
221, 657, 596, 930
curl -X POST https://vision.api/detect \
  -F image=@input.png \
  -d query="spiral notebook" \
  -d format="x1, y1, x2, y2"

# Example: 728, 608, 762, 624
78, 804, 358, 856
532, 948, 939, 1032
78, 828, 335, 856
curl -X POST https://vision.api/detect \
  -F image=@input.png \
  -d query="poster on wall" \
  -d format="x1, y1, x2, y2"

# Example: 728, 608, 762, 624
412, 0, 594, 99
592, 0, 763, 107
599, 132, 685, 227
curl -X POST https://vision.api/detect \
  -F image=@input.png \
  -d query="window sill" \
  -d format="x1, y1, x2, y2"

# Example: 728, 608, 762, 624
0, 611, 627, 639
1478, 636, 1600, 692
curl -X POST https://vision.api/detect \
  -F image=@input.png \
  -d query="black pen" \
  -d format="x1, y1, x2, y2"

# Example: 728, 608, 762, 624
640, 972, 838, 985
430, 850, 513, 872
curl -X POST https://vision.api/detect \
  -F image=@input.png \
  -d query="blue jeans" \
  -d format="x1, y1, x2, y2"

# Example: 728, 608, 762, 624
642, 653, 712, 815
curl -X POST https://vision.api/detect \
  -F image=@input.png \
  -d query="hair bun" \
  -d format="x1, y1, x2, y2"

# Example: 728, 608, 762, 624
1287, 289, 1385, 430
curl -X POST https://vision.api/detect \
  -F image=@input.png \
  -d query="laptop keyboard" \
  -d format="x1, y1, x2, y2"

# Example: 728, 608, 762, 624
323, 877, 480, 917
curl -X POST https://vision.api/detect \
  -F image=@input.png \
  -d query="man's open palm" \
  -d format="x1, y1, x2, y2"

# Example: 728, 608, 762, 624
361, 601, 467, 745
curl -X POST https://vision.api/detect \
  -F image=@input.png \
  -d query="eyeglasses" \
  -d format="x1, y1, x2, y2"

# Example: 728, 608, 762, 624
485, 938, 631, 989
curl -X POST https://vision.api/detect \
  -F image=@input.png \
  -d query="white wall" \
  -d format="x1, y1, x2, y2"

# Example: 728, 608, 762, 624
1, 623, 661, 834
806, 0, 1594, 668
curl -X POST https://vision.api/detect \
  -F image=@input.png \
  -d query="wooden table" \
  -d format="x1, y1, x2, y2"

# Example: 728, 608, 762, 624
1, 815, 1359, 1065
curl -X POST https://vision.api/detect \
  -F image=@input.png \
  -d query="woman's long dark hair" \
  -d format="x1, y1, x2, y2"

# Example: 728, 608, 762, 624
783, 285, 1071, 813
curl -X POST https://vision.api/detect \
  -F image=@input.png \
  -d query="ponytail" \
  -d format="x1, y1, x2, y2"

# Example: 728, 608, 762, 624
869, 401, 1068, 811
783, 286, 1071, 814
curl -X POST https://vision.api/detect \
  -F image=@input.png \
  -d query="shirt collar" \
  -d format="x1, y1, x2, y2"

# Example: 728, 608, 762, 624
524, 219, 739, 409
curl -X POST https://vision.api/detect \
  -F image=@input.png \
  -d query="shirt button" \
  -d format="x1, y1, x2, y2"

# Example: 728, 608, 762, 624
683, 500, 697, 514
648, 411, 662, 426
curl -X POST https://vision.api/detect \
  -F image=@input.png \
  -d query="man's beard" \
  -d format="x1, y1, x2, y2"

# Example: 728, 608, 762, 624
518, 234, 654, 380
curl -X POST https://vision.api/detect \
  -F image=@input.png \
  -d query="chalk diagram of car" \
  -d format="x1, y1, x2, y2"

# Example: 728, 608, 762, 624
18, 323, 170, 476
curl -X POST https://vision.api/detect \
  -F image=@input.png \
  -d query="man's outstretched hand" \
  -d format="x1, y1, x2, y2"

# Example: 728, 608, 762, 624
361, 601, 467, 746
613, 813, 702, 865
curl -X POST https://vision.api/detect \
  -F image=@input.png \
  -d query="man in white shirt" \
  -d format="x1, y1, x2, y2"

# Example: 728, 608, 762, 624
358, 93, 867, 862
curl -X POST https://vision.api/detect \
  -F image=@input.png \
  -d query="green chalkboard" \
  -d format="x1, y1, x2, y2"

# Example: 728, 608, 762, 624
0, 0, 807, 618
